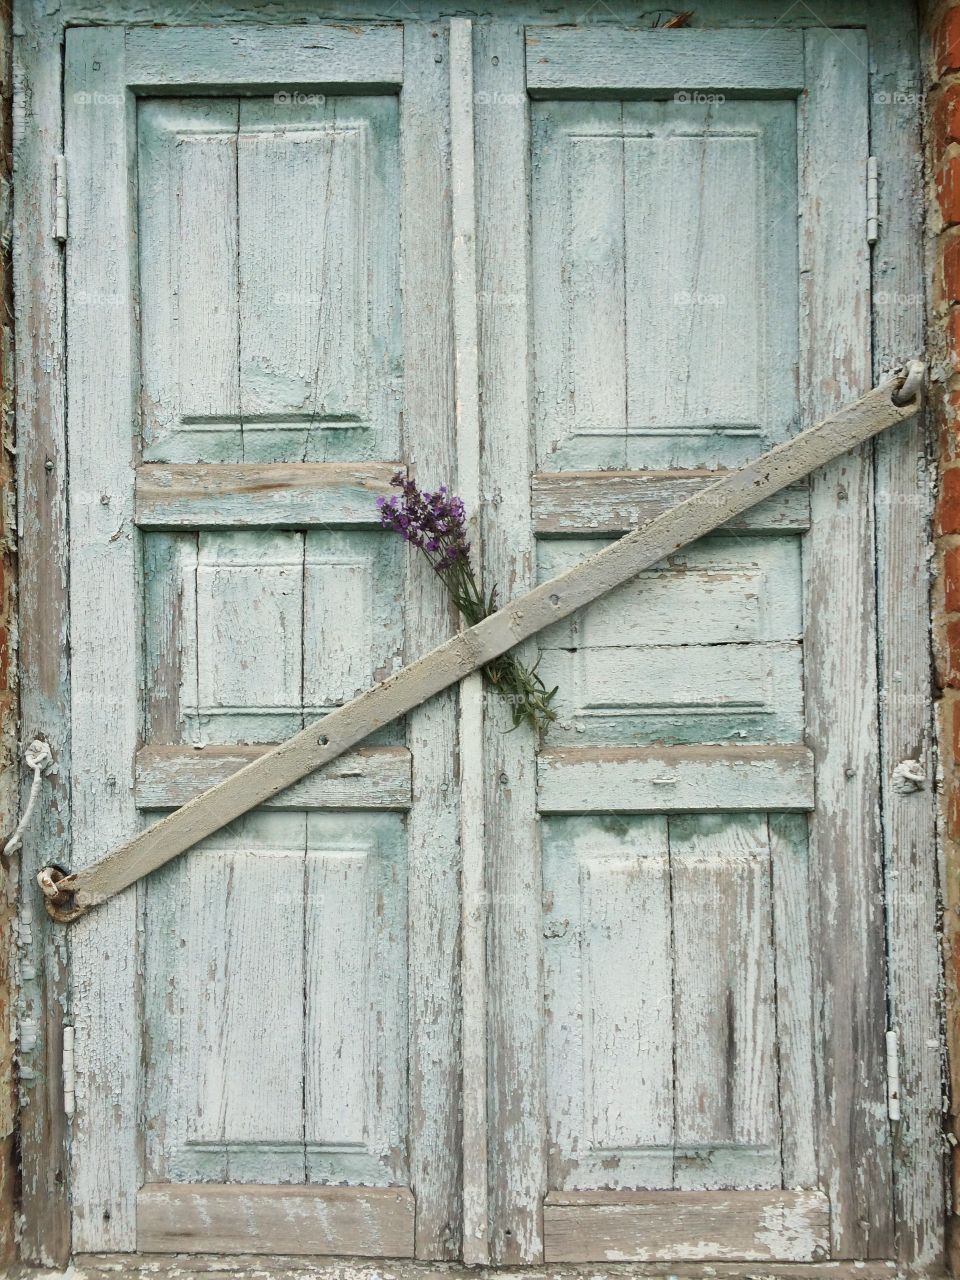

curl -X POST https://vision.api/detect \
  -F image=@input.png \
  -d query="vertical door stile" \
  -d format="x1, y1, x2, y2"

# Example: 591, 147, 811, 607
799, 27, 893, 1258
868, 2, 944, 1267
64, 26, 140, 1250
400, 21, 463, 1260
449, 17, 489, 1268
474, 21, 547, 1264
13, 8, 73, 1265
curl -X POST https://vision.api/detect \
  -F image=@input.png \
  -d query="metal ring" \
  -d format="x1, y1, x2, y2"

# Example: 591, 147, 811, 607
37, 866, 87, 924
891, 359, 925, 407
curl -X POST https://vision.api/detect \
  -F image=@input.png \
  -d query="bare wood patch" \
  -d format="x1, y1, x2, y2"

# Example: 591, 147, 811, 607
542, 1189, 830, 1264
135, 745, 412, 810
135, 464, 400, 528
532, 472, 810, 535
137, 1184, 415, 1257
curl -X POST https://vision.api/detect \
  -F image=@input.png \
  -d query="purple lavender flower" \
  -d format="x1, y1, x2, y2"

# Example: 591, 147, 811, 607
376, 473, 557, 732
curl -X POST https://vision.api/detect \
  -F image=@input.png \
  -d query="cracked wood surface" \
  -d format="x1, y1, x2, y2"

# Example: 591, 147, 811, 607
46, 379, 918, 917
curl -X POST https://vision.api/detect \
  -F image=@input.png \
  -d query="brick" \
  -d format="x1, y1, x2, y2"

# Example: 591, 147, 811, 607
938, 152, 960, 226
941, 468, 960, 535
945, 545, 960, 612
943, 233, 960, 307
947, 778, 960, 843
937, 8, 960, 77
934, 82, 960, 152
946, 619, 960, 687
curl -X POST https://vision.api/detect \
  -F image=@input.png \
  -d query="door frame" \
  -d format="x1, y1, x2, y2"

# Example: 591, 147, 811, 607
11, 0, 940, 1270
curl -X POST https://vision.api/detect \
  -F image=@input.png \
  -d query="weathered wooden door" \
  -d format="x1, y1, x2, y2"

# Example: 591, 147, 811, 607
64, 21, 462, 1259
52, 10, 940, 1270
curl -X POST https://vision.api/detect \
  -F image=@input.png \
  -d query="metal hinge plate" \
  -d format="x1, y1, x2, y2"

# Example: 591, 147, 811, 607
867, 156, 878, 245
54, 154, 67, 243
886, 1027, 901, 1121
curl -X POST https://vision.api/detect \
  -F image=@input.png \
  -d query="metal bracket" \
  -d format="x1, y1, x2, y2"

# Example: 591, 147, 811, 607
37, 866, 86, 924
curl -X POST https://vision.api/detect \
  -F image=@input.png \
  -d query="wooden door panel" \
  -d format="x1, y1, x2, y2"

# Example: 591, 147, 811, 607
143, 811, 408, 1188
143, 527, 403, 746
542, 812, 810, 1195
532, 99, 799, 470
138, 95, 401, 463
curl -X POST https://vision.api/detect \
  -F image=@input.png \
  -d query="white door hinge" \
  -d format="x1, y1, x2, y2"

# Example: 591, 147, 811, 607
54, 154, 67, 244
63, 1024, 75, 1119
867, 156, 879, 246
885, 1027, 901, 1121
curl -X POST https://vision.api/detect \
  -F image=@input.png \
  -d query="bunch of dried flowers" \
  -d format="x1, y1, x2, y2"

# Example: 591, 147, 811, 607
377, 473, 557, 733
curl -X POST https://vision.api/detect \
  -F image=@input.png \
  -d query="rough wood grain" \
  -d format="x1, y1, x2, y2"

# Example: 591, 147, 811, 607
769, 813, 818, 1189
532, 473, 810, 535
537, 745, 814, 814
399, 20, 461, 1258
137, 99, 240, 463
542, 1190, 830, 1264
868, 2, 944, 1267
524, 27, 804, 98
542, 816, 674, 1191
63, 1260, 916, 1280
64, 26, 141, 1250
135, 745, 412, 809
137, 1184, 415, 1256
799, 27, 892, 1257
449, 17, 488, 1268
125, 23, 403, 91
670, 815, 779, 1184
136, 464, 400, 527
474, 20, 545, 1262
11, 8, 72, 1264
49, 380, 917, 914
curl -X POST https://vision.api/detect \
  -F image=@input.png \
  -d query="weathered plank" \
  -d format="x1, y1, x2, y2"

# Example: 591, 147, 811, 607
64, 1259, 920, 1280
868, 2, 944, 1267
532, 473, 810, 535
449, 17, 488, 1268
537, 533, 802, 647
125, 22, 403, 91
135, 745, 411, 809
475, 20, 546, 1262
138, 99, 240, 463
137, 1184, 415, 1256
63, 27, 140, 1249
136, 464, 400, 527
542, 1190, 830, 1263
769, 813, 818, 1188
538, 746, 814, 814
799, 27, 893, 1257
11, 10, 72, 1265
524, 27, 804, 98
399, 20, 462, 1259
537, 641, 804, 748
670, 815, 779, 1188
531, 99, 798, 473
236, 95, 401, 462
542, 815, 675, 1191
45, 378, 917, 916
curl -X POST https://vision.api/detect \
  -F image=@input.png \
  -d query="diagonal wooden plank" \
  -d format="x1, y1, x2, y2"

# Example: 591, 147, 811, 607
39, 374, 922, 921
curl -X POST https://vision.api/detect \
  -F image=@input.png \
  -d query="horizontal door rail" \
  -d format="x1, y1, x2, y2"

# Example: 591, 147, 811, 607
38, 367, 924, 922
